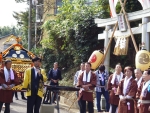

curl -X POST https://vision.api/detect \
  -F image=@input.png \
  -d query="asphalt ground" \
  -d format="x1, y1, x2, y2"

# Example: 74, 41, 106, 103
1, 93, 77, 113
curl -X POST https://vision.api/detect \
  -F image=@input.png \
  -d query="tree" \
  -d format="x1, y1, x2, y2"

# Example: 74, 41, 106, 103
41, 0, 144, 72
41, 0, 110, 71
14, 0, 43, 49
13, 9, 36, 49
0, 26, 20, 37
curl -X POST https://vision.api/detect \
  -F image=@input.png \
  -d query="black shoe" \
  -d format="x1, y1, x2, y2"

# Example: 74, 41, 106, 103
45, 100, 48, 102
16, 98, 19, 100
43, 101, 49, 104
53, 101, 56, 104
22, 97, 27, 100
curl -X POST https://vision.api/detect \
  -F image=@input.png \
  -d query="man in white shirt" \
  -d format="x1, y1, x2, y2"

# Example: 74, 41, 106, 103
73, 63, 85, 86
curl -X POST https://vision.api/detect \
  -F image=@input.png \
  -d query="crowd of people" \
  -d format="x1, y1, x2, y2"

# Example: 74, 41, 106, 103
0, 57, 150, 113
0, 57, 63, 113
0, 57, 48, 113
74, 62, 150, 113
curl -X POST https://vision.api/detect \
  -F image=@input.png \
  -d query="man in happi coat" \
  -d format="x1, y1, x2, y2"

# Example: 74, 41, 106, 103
107, 63, 124, 113
137, 69, 150, 113
134, 68, 144, 113
0, 60, 19, 113
117, 66, 137, 113
77, 62, 96, 113
23, 56, 47, 113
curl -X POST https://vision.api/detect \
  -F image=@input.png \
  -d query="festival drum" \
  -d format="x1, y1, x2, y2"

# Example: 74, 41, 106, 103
88, 50, 104, 70
135, 50, 150, 71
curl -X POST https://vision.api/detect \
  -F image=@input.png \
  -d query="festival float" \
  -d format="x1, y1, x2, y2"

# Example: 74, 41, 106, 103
0, 35, 35, 89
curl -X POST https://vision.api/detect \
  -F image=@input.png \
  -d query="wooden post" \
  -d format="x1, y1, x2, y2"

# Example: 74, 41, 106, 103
118, 0, 138, 53
104, 26, 111, 72
101, 0, 127, 63
142, 17, 150, 51
101, 23, 118, 64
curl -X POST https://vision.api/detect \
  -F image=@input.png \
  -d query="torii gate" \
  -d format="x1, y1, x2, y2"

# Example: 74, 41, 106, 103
94, 2, 150, 71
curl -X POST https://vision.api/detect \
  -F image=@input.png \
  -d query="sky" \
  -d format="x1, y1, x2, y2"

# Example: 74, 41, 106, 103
0, 0, 28, 27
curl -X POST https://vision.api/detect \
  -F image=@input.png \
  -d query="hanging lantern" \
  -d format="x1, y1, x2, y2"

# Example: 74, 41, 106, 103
135, 50, 150, 71
88, 50, 104, 70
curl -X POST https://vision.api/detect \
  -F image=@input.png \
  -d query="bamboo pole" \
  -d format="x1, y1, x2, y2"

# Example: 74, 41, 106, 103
101, 23, 118, 64
118, 0, 138, 53
101, 0, 127, 64
67, 92, 77, 112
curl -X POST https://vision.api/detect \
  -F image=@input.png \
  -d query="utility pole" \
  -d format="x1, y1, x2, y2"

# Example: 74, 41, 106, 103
28, 0, 32, 51
35, 4, 38, 48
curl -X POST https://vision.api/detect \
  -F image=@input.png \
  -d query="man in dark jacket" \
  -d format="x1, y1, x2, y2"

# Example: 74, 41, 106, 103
46, 62, 62, 103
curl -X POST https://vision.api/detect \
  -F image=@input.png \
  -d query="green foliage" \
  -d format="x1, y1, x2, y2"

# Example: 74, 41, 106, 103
42, 0, 109, 71
13, 9, 36, 49
42, 48, 58, 73
31, 47, 43, 56
116, 0, 142, 14
125, 0, 142, 12
0, 26, 20, 37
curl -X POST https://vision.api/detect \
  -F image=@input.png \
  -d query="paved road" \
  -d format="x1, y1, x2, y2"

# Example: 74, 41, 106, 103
1, 93, 73, 113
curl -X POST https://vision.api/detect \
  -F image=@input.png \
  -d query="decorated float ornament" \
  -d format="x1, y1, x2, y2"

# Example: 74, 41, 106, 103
88, 50, 104, 70
135, 49, 150, 71
0, 39, 35, 70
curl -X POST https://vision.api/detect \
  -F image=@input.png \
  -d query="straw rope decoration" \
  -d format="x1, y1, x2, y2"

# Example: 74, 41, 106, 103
113, 36, 129, 55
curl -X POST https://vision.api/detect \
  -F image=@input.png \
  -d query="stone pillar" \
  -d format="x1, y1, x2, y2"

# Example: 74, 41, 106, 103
142, 17, 149, 51
104, 25, 111, 72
